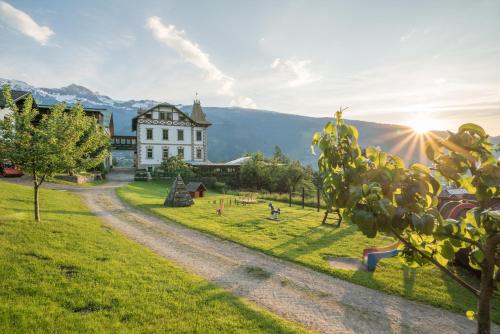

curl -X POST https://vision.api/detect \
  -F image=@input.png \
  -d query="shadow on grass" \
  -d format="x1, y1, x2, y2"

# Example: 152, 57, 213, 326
0, 207, 96, 217
189, 282, 302, 334
270, 224, 358, 260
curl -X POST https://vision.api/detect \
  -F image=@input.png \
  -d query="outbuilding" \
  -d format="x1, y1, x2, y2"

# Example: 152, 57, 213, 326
186, 182, 207, 198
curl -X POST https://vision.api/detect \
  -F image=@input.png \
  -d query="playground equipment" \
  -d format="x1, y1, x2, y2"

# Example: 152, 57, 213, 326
363, 242, 400, 271
268, 203, 281, 221
447, 200, 477, 219
216, 199, 225, 216
237, 192, 259, 205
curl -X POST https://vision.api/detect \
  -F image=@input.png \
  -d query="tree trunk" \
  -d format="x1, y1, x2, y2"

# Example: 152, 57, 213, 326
316, 189, 320, 212
302, 187, 305, 209
477, 237, 497, 334
34, 184, 40, 222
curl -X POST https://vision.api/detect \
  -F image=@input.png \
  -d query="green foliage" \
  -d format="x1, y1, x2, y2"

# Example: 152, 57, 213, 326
239, 152, 312, 193
159, 155, 194, 179
0, 85, 110, 221
312, 107, 368, 222
273, 145, 290, 164
315, 112, 500, 332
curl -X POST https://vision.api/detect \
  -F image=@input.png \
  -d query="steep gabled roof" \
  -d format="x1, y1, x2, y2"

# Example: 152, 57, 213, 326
186, 182, 207, 192
132, 102, 208, 131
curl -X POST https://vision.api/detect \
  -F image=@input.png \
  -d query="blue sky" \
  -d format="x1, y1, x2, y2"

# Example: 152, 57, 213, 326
0, 1, 499, 134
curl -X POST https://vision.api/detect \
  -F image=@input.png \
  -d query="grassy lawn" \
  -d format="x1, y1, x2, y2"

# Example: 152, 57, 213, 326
117, 181, 500, 323
0, 181, 307, 334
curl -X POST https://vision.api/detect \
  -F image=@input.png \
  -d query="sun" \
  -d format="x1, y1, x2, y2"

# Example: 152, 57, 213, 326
407, 113, 446, 134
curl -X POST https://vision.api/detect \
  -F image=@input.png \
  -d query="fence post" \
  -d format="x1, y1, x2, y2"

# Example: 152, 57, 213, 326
289, 190, 292, 207
302, 187, 305, 209
317, 188, 320, 212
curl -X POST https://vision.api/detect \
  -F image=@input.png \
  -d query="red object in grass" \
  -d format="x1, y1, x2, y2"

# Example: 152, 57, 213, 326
0, 162, 23, 177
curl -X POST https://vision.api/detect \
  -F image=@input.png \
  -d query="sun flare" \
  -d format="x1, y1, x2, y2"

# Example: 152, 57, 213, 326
407, 114, 447, 134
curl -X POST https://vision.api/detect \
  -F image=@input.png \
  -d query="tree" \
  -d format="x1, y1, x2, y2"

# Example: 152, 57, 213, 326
312, 107, 367, 226
284, 160, 306, 206
0, 85, 110, 222
315, 115, 500, 334
273, 145, 290, 164
425, 124, 499, 333
160, 155, 194, 179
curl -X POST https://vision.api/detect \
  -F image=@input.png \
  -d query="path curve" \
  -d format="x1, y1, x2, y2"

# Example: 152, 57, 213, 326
2, 177, 491, 333
78, 182, 488, 334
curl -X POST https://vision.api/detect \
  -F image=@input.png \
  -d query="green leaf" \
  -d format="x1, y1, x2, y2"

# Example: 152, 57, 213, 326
349, 125, 359, 139
362, 184, 369, 195
352, 210, 377, 238
439, 240, 456, 260
466, 310, 476, 320
459, 123, 486, 138
324, 122, 335, 135
424, 142, 436, 161
434, 253, 449, 266
312, 132, 321, 144
411, 163, 432, 175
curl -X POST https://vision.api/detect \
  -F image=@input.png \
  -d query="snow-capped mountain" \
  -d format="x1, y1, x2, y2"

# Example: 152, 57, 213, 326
0, 78, 158, 134
1, 78, 498, 164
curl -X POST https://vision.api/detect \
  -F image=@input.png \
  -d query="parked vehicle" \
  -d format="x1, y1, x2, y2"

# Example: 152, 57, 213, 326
0, 161, 23, 177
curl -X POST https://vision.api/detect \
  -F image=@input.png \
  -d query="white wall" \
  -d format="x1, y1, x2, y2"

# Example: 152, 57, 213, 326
0, 107, 12, 121
135, 109, 208, 169
139, 124, 193, 145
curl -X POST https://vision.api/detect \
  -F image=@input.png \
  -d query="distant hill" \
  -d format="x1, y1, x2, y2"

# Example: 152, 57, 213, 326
1, 78, 498, 166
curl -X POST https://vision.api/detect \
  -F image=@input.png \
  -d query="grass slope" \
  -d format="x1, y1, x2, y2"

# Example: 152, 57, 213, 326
118, 181, 500, 323
0, 181, 306, 334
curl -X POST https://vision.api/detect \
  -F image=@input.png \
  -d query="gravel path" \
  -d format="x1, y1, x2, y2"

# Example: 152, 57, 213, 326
81, 182, 489, 334
3, 176, 493, 333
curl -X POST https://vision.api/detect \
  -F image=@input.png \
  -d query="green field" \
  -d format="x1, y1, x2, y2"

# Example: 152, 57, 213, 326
0, 181, 307, 334
118, 181, 500, 323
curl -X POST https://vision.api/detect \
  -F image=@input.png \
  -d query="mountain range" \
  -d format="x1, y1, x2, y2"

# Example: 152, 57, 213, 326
1, 78, 498, 166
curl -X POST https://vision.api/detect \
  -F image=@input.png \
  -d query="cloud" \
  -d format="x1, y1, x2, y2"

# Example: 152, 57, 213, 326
0, 1, 54, 45
400, 28, 431, 42
270, 57, 319, 87
434, 77, 446, 85
146, 16, 234, 96
146, 16, 255, 107
230, 96, 257, 109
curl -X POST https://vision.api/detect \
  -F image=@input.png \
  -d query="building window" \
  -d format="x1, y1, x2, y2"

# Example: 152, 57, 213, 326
177, 147, 184, 159
162, 147, 169, 159
179, 113, 186, 121
146, 128, 153, 140
145, 113, 152, 119
159, 112, 165, 120
196, 130, 202, 141
146, 147, 153, 159
166, 112, 173, 121
163, 129, 169, 140
177, 129, 184, 141
196, 148, 202, 159
147, 166, 153, 173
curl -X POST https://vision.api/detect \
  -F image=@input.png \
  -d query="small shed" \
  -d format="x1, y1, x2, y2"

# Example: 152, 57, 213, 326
186, 182, 207, 198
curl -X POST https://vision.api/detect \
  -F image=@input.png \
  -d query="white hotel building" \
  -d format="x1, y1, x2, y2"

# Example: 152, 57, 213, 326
132, 99, 211, 172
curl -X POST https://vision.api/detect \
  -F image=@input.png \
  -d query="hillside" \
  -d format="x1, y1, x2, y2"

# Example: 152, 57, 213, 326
2, 78, 498, 165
